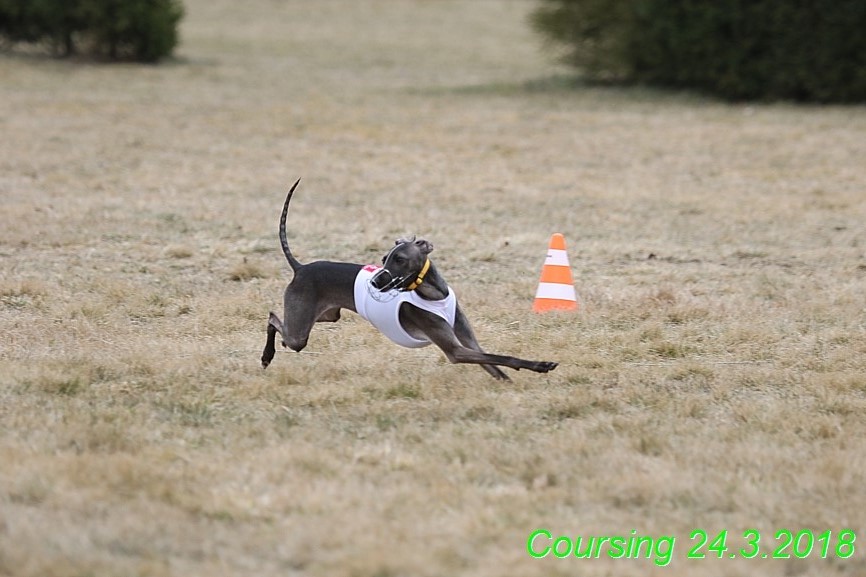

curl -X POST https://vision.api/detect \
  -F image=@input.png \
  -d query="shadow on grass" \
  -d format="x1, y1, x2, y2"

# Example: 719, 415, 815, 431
0, 42, 204, 68
435, 73, 866, 109
413, 73, 722, 106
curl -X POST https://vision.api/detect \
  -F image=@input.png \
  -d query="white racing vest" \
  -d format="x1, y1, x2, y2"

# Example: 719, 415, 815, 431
353, 265, 457, 348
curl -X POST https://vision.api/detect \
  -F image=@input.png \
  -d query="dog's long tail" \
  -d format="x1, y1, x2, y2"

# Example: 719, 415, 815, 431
279, 178, 303, 272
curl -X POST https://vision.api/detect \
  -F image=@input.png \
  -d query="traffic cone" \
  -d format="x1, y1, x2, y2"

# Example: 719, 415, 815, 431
533, 233, 578, 312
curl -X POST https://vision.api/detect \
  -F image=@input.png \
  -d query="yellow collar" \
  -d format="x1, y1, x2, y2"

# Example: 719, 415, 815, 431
405, 258, 430, 291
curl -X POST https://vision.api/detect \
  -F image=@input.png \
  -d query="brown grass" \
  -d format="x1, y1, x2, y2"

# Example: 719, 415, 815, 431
1, 1, 865, 576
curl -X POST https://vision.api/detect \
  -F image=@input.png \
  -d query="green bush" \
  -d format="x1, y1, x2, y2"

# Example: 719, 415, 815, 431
0, 0, 74, 53
531, 0, 866, 102
0, 0, 183, 62
530, 0, 636, 81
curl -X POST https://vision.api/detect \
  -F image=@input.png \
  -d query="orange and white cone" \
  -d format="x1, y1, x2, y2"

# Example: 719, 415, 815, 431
533, 233, 578, 312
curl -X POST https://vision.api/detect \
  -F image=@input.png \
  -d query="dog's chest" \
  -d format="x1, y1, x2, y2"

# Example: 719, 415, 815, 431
353, 266, 457, 349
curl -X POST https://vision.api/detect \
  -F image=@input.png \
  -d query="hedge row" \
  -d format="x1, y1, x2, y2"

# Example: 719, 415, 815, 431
0, 0, 184, 62
531, 0, 866, 102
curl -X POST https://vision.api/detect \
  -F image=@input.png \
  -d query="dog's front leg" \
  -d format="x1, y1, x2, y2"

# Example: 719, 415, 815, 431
401, 306, 557, 378
452, 307, 510, 380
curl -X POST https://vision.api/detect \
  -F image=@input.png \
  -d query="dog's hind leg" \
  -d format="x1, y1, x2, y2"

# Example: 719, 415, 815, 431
316, 307, 342, 322
262, 304, 318, 368
261, 311, 284, 368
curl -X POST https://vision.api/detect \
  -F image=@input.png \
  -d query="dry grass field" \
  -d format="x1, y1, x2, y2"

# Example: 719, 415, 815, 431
2, 1, 865, 576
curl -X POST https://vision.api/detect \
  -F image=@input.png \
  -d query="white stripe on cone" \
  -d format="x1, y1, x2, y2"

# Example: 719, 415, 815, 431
534, 282, 577, 301
544, 249, 570, 267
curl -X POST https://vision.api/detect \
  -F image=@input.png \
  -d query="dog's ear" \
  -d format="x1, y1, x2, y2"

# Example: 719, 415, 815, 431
414, 238, 433, 255
395, 235, 417, 245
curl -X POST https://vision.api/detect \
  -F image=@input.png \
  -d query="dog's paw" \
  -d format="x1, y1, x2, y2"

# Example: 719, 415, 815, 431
534, 361, 558, 373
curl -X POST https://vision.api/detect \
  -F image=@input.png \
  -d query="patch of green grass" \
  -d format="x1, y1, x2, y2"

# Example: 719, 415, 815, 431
384, 382, 422, 400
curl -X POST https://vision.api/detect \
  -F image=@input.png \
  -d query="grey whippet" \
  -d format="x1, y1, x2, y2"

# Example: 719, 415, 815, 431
261, 179, 559, 380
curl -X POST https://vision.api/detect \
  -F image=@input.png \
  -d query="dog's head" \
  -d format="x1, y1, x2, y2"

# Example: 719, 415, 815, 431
369, 236, 433, 293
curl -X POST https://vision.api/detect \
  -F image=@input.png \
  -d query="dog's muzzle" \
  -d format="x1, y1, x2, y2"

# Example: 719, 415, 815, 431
367, 268, 408, 302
